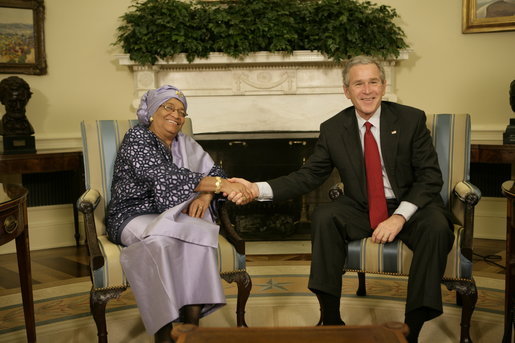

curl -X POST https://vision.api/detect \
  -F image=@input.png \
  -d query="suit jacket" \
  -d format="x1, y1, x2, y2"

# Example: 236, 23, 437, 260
268, 101, 445, 212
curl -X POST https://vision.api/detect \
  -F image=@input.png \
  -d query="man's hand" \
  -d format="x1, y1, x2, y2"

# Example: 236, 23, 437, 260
220, 178, 254, 205
371, 214, 406, 244
225, 177, 259, 205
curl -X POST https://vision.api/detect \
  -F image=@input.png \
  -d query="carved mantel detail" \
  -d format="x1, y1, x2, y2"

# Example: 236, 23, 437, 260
117, 51, 408, 133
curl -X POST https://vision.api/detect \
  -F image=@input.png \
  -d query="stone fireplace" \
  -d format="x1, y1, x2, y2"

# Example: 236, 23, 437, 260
117, 51, 408, 240
117, 51, 407, 133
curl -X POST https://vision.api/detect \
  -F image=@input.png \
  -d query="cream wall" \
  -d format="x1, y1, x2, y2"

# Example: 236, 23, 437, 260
1, 0, 514, 143
380, 0, 515, 139
0, 0, 512, 254
2, 0, 135, 147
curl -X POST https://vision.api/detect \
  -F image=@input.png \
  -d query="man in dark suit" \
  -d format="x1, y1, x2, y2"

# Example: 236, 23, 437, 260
230, 55, 454, 342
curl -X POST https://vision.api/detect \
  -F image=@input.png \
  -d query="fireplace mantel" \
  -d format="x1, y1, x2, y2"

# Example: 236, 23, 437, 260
117, 51, 408, 133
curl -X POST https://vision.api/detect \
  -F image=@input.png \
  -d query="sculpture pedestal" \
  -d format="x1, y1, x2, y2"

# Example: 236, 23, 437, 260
1, 135, 36, 154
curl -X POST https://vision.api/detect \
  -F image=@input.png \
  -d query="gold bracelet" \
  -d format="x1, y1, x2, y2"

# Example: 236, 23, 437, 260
214, 176, 222, 194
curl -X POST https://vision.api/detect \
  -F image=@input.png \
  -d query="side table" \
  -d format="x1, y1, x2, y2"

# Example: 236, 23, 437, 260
502, 180, 515, 343
0, 183, 35, 342
0, 150, 84, 245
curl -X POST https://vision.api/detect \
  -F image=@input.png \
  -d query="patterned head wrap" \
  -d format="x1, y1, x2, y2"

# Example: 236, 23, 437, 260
136, 85, 188, 125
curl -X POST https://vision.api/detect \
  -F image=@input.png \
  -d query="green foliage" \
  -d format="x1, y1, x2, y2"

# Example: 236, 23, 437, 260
114, 0, 408, 65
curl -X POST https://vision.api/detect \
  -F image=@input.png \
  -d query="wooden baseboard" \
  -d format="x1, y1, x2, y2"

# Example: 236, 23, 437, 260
0, 198, 505, 256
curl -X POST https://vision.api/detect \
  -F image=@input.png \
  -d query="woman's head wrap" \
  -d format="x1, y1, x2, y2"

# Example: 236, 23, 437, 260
136, 85, 188, 125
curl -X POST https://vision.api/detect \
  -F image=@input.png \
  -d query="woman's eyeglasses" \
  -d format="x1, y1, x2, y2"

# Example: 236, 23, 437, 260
161, 104, 187, 117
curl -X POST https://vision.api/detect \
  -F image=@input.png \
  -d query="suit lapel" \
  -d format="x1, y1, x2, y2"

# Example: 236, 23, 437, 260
339, 108, 367, 199
379, 103, 399, 195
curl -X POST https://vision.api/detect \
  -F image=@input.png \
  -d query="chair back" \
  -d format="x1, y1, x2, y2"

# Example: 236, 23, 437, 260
80, 118, 193, 235
425, 113, 471, 208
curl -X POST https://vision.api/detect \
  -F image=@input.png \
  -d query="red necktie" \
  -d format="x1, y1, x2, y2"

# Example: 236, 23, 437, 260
364, 122, 388, 229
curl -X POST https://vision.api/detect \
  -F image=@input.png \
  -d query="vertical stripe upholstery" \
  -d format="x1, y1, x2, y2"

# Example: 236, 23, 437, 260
81, 120, 139, 235
344, 114, 473, 280
80, 119, 245, 289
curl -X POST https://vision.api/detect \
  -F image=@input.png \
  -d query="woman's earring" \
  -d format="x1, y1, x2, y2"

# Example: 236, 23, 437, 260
149, 116, 153, 123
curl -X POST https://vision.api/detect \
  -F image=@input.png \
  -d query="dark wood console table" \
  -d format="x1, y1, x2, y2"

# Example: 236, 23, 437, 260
502, 180, 515, 343
471, 144, 515, 164
0, 184, 35, 342
0, 150, 84, 245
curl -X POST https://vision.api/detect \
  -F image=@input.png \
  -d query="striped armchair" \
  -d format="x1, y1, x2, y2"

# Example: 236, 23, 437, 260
325, 113, 481, 343
77, 119, 251, 343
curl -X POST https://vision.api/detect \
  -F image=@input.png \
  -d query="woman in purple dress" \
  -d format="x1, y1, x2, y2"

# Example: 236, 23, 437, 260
106, 85, 251, 342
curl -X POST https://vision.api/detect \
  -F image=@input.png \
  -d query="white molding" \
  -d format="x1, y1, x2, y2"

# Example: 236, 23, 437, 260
116, 50, 410, 67
470, 125, 505, 144
15, 135, 83, 152
22, 129, 502, 151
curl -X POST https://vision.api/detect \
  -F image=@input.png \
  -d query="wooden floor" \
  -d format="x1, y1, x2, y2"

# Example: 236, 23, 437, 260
0, 238, 506, 293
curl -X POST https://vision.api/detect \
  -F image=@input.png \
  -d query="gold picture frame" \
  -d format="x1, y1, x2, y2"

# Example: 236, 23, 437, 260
0, 0, 47, 75
462, 0, 515, 33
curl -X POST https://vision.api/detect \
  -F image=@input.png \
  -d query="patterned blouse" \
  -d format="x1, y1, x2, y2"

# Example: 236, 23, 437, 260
106, 125, 225, 244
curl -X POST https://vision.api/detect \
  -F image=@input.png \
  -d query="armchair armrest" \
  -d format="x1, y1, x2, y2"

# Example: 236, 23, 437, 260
454, 181, 481, 206
452, 181, 481, 261
328, 182, 344, 200
76, 189, 104, 271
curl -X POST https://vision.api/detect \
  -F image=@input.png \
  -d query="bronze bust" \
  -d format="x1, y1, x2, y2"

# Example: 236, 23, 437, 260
0, 76, 36, 154
0, 76, 34, 136
504, 80, 515, 144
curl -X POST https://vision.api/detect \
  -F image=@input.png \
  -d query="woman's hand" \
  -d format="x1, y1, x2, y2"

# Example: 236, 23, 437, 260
183, 192, 212, 218
221, 179, 254, 205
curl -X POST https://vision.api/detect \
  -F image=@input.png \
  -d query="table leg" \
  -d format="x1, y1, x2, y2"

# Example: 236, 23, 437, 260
15, 227, 36, 342
72, 163, 85, 246
73, 206, 80, 246
503, 197, 514, 343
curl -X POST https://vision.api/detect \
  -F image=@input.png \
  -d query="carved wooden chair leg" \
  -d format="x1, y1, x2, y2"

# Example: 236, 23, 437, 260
356, 272, 367, 296
236, 271, 252, 327
456, 291, 463, 306
222, 271, 252, 327
458, 282, 478, 343
90, 291, 109, 343
444, 280, 477, 343
90, 288, 127, 343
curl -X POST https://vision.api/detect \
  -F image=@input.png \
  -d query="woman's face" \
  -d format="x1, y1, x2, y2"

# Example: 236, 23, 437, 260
149, 98, 186, 142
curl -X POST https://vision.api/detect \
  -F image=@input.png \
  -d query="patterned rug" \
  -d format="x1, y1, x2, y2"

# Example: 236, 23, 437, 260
0, 265, 504, 342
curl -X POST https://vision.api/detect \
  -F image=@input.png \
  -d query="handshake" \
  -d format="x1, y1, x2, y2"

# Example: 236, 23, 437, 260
221, 177, 259, 205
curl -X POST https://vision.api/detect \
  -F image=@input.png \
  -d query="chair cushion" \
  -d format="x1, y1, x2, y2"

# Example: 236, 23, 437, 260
91, 234, 246, 290
344, 224, 472, 281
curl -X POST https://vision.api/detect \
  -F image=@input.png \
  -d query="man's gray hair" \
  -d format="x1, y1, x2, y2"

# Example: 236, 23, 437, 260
342, 55, 386, 88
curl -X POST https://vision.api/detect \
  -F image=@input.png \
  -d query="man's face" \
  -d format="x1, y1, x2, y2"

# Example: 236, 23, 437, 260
343, 63, 386, 120
3, 87, 29, 117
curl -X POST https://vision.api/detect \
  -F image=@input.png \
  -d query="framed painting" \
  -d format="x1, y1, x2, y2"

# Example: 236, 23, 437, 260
463, 0, 515, 33
0, 0, 46, 74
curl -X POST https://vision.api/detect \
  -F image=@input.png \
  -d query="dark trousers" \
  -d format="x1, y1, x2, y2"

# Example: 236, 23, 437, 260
307, 195, 454, 318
